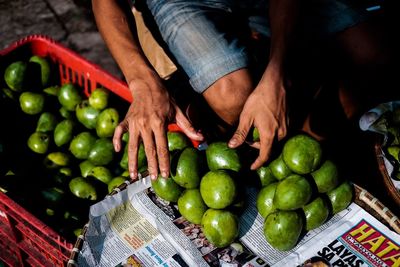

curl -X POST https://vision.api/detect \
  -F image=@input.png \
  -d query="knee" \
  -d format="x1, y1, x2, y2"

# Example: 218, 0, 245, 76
203, 69, 253, 125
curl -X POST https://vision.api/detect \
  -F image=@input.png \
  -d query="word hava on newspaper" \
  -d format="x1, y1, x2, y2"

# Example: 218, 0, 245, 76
316, 219, 400, 267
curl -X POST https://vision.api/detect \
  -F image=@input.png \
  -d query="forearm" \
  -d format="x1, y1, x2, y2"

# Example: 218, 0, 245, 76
92, 0, 156, 88
268, 0, 299, 72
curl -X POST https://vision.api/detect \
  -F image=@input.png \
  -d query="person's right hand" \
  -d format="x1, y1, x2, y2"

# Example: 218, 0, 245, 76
113, 71, 204, 181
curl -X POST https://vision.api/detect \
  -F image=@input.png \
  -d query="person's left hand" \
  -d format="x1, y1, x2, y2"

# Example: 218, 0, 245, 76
228, 66, 287, 170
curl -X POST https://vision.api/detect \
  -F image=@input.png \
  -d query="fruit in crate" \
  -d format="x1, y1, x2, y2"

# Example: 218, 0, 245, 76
76, 100, 100, 129
88, 88, 109, 110
58, 83, 82, 111
19, 91, 45, 115
4, 61, 27, 92
96, 108, 119, 138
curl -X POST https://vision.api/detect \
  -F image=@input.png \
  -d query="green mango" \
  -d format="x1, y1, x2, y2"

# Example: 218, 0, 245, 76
311, 160, 339, 193
88, 138, 114, 166
80, 160, 95, 178
274, 174, 312, 210
96, 108, 119, 138
88, 166, 113, 184
58, 83, 82, 111
282, 134, 322, 174
89, 88, 109, 110
256, 165, 277, 187
201, 209, 239, 248
327, 181, 353, 214
167, 131, 190, 152
256, 182, 278, 218
4, 61, 27, 92
19, 92, 45, 115
108, 176, 128, 193
69, 177, 97, 201
69, 132, 97, 160
54, 119, 75, 147
206, 142, 241, 172
29, 55, 50, 87
171, 147, 205, 189
36, 112, 58, 132
43, 86, 59, 96
263, 210, 303, 251
269, 154, 292, 180
200, 170, 237, 209
44, 152, 71, 169
27, 132, 50, 154
303, 197, 329, 230
76, 100, 99, 129
178, 189, 207, 224
252, 127, 260, 142
59, 106, 72, 119
151, 176, 183, 202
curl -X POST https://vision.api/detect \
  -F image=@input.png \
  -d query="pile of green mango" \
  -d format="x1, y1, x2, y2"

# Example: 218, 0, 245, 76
151, 134, 245, 248
0, 55, 133, 241
256, 134, 353, 251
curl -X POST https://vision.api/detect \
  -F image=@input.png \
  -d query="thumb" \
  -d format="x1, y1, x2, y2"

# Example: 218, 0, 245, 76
229, 118, 252, 148
175, 107, 204, 141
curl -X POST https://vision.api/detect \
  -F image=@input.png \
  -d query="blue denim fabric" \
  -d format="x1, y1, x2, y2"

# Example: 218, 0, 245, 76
145, 0, 369, 93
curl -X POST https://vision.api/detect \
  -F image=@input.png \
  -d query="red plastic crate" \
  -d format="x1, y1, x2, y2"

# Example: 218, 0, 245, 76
0, 34, 135, 266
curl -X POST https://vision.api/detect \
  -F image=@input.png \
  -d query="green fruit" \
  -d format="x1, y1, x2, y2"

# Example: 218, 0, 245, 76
200, 170, 237, 209
120, 143, 147, 171
29, 55, 50, 87
151, 176, 183, 202
69, 132, 96, 159
89, 166, 113, 184
387, 145, 400, 162
36, 112, 58, 132
108, 176, 128, 193
4, 61, 27, 92
206, 142, 241, 172
263, 210, 303, 251
69, 177, 97, 200
41, 187, 64, 204
44, 152, 71, 168
327, 181, 353, 214
27, 132, 50, 154
96, 108, 119, 138
76, 100, 99, 129
178, 189, 207, 224
19, 92, 45, 115
274, 174, 312, 210
252, 128, 260, 142
89, 88, 109, 110
80, 160, 95, 178
53, 167, 72, 185
269, 154, 292, 180
88, 138, 114, 166
256, 166, 277, 187
311, 160, 339, 193
59, 106, 72, 119
256, 182, 278, 218
282, 134, 322, 174
122, 132, 129, 142
303, 197, 329, 230
54, 119, 75, 147
43, 86, 59, 96
201, 209, 239, 248
167, 131, 190, 152
171, 147, 204, 189
58, 83, 82, 111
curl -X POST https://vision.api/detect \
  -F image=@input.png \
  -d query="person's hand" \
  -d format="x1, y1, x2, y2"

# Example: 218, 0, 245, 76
228, 66, 287, 170
113, 73, 204, 181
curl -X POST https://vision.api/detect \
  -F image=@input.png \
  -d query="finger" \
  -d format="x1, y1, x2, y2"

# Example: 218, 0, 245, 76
141, 129, 158, 180
251, 127, 273, 170
246, 141, 260, 149
175, 108, 204, 141
277, 114, 288, 141
128, 130, 139, 180
228, 116, 252, 148
153, 126, 170, 178
113, 121, 127, 152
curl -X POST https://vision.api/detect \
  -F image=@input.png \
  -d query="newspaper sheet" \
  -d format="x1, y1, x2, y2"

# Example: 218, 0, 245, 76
78, 177, 400, 267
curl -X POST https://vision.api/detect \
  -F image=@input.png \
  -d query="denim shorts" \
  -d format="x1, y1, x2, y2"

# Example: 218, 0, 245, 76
145, 0, 370, 93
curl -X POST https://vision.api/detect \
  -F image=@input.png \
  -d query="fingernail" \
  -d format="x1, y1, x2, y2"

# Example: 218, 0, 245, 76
161, 171, 168, 178
228, 139, 237, 147
130, 172, 136, 179
150, 174, 157, 180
